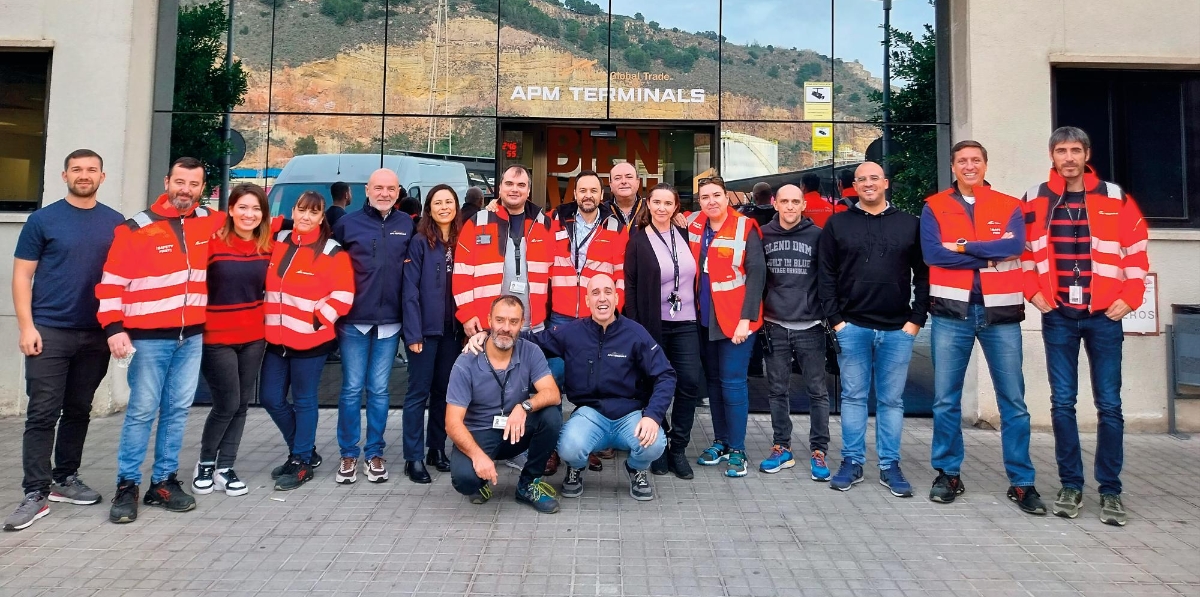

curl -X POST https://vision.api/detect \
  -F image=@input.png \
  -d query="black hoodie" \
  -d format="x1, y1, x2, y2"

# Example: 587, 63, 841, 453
761, 215, 823, 323
817, 203, 929, 331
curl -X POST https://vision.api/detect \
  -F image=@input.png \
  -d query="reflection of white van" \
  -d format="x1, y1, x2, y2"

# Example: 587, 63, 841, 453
266, 154, 470, 216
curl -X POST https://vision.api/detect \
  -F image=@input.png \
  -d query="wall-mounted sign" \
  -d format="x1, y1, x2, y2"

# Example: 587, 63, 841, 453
509, 85, 706, 104
1123, 272, 1159, 335
812, 123, 833, 153
544, 127, 661, 208
803, 82, 833, 120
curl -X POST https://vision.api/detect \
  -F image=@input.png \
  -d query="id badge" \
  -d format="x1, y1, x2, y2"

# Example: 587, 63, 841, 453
492, 415, 508, 430
1068, 285, 1084, 305
509, 280, 527, 293
476, 234, 492, 245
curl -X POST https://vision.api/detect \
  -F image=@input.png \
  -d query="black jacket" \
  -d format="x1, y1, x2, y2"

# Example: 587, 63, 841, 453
738, 204, 776, 228
817, 204, 929, 331
623, 224, 696, 344
526, 314, 676, 425
761, 215, 823, 323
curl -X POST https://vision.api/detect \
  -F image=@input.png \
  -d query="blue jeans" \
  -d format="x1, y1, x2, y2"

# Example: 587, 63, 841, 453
836, 323, 915, 469
401, 323, 461, 461
336, 325, 399, 459
116, 335, 203, 485
557, 407, 667, 471
698, 328, 755, 452
1042, 309, 1124, 495
931, 306, 1034, 486
259, 350, 327, 463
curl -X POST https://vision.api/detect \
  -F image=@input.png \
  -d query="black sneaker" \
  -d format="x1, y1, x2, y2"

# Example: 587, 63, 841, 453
515, 477, 560, 514
561, 466, 584, 498
274, 458, 314, 491
929, 470, 965, 504
626, 462, 654, 501
649, 452, 669, 476
143, 473, 196, 512
272, 450, 322, 479
109, 480, 139, 523
1008, 486, 1047, 515
666, 450, 694, 480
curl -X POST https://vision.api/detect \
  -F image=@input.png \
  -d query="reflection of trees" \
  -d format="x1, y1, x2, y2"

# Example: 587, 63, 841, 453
870, 22, 937, 215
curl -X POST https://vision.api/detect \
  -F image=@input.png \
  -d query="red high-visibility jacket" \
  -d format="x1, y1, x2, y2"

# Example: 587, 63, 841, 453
453, 203, 553, 330
1020, 167, 1149, 312
264, 230, 354, 352
549, 205, 627, 318
96, 194, 226, 339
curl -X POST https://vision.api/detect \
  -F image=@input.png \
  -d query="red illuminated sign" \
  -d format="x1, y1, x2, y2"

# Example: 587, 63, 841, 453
502, 141, 520, 159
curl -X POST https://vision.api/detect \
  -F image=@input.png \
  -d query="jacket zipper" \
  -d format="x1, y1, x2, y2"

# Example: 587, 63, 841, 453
179, 217, 189, 343
278, 237, 297, 357
590, 324, 608, 389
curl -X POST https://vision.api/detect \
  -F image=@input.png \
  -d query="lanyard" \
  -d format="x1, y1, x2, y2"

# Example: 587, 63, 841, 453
572, 218, 600, 272
509, 217, 534, 276
1065, 196, 1086, 282
485, 354, 511, 414
616, 197, 641, 230
650, 225, 679, 293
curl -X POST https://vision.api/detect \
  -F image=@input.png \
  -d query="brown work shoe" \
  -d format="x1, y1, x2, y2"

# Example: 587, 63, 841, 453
543, 450, 561, 477
588, 453, 603, 472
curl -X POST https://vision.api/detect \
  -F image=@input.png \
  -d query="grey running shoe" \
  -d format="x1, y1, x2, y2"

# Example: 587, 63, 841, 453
49, 474, 102, 505
4, 492, 49, 531
626, 462, 654, 501
561, 466, 584, 498
1099, 494, 1128, 526
1053, 487, 1083, 519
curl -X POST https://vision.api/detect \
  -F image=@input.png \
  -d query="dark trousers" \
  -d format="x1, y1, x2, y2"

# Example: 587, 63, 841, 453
259, 351, 327, 464
199, 340, 266, 468
660, 320, 704, 452
450, 407, 563, 495
763, 322, 831, 453
402, 322, 462, 461
22, 325, 110, 495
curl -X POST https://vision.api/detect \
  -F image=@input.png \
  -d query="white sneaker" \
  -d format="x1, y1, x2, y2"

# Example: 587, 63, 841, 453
214, 469, 248, 497
364, 456, 389, 483
504, 452, 528, 471
192, 461, 215, 495
336, 457, 358, 484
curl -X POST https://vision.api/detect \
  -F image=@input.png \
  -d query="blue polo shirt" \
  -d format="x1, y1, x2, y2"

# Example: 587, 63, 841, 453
446, 338, 551, 432
14, 199, 125, 329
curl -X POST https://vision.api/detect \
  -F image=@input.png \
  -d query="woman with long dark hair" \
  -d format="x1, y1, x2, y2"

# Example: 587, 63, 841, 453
687, 176, 766, 478
623, 183, 703, 480
193, 184, 274, 497
261, 191, 354, 491
400, 184, 463, 483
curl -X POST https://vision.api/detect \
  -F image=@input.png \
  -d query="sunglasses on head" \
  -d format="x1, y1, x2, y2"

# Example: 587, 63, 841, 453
697, 176, 724, 186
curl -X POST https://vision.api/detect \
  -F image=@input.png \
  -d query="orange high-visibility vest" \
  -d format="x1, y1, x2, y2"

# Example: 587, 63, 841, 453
925, 187, 1025, 324
687, 207, 763, 338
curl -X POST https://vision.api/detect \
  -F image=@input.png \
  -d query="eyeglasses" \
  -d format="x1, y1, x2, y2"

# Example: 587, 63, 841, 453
697, 176, 725, 186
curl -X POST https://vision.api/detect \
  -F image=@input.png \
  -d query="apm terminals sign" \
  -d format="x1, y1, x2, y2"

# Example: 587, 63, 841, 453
509, 71, 706, 104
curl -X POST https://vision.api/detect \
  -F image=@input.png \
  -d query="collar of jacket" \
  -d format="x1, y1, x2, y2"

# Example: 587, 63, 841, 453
1047, 164, 1103, 197
495, 201, 544, 222
289, 229, 322, 247
584, 311, 624, 333
150, 193, 202, 218
555, 201, 614, 224
692, 206, 745, 235
361, 201, 398, 220
943, 180, 994, 202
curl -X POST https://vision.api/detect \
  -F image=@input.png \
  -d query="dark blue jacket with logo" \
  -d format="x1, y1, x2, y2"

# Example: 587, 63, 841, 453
401, 231, 455, 346
332, 203, 413, 325
526, 314, 676, 425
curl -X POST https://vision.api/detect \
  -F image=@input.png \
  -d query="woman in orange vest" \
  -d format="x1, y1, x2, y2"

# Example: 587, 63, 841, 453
687, 177, 766, 478
260, 191, 354, 492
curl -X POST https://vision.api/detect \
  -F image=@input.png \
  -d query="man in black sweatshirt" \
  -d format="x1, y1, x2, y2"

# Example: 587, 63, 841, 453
757, 184, 832, 483
818, 161, 930, 498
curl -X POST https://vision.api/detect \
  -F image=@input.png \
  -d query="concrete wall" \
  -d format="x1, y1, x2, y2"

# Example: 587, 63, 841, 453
0, 1, 160, 417
950, 0, 1200, 432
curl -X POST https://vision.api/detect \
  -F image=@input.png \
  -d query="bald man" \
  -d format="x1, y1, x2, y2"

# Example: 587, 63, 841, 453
331, 167, 414, 485
817, 162, 929, 498
466, 274, 675, 501
606, 162, 644, 229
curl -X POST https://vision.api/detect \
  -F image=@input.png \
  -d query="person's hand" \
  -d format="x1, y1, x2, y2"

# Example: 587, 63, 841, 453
1030, 292, 1053, 314
941, 242, 959, 251
463, 331, 488, 355
634, 416, 660, 448
731, 319, 752, 344
18, 325, 42, 357
503, 407, 527, 444
107, 332, 133, 359
464, 316, 482, 336
833, 322, 847, 332
408, 342, 423, 354
485, 199, 500, 213
472, 454, 498, 486
901, 322, 921, 337
672, 213, 687, 228
1105, 298, 1132, 321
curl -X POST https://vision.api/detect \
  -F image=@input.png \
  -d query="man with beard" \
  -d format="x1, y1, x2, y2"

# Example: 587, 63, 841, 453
4, 150, 125, 531
445, 296, 562, 513
605, 162, 644, 229
96, 157, 226, 523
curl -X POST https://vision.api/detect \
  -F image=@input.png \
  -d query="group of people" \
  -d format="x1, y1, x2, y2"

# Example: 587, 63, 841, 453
6, 125, 1148, 532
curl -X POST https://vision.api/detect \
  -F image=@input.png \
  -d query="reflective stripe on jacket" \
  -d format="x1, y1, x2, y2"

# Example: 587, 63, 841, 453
452, 203, 553, 328
549, 204, 627, 318
264, 230, 354, 351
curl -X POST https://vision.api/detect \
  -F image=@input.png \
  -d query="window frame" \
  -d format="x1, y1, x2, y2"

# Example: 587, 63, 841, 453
0, 47, 52, 212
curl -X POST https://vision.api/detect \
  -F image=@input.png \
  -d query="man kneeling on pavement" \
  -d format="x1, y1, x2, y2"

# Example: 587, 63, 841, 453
467, 274, 676, 502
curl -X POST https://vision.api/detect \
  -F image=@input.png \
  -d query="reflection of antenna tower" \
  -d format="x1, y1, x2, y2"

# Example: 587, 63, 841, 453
426, 0, 452, 154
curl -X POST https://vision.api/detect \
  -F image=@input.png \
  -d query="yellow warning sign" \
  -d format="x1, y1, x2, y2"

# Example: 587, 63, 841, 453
812, 123, 833, 152
803, 82, 833, 120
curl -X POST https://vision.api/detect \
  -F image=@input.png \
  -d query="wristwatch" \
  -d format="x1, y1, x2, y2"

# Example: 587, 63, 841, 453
520, 400, 533, 413
955, 238, 968, 253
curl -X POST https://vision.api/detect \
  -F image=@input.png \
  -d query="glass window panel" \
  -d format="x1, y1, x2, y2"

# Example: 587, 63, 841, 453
228, 113, 271, 191
721, 0, 832, 122
265, 115, 385, 216
0, 50, 49, 211
497, 0, 609, 118
606, 0, 719, 120
269, 0, 387, 114
225, 0, 272, 113
385, 1, 498, 116
383, 116, 497, 201
835, 0, 937, 123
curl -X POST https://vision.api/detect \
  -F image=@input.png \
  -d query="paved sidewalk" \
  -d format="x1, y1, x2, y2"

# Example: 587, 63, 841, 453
0, 408, 1197, 597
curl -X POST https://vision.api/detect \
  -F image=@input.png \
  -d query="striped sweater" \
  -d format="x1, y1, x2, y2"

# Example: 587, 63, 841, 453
204, 233, 272, 345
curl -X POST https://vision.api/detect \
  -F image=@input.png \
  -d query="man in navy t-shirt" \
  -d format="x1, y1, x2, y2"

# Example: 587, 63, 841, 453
4, 150, 125, 532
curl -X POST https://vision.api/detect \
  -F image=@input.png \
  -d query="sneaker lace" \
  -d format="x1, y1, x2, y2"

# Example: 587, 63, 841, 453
479, 484, 493, 500
566, 468, 582, 484
20, 492, 43, 507
528, 479, 557, 501
197, 464, 215, 480
811, 451, 827, 468
163, 476, 185, 493
222, 470, 242, 484
1102, 495, 1124, 513
340, 457, 356, 473
632, 469, 649, 487
769, 445, 786, 459
370, 456, 386, 470
113, 482, 137, 503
